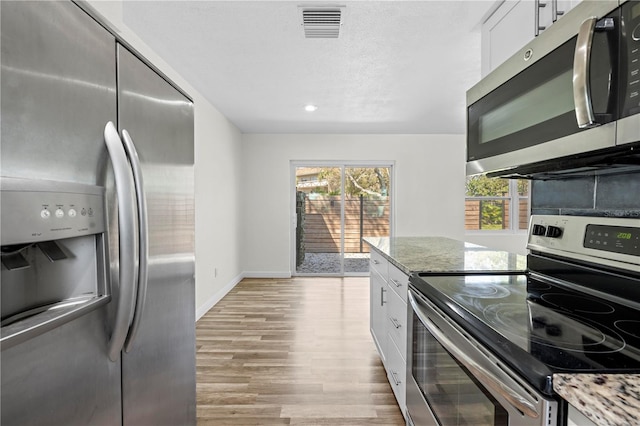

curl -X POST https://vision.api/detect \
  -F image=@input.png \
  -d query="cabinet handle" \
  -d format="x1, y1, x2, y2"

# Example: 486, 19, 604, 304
552, 0, 564, 22
372, 259, 380, 265
535, 0, 547, 36
390, 371, 401, 386
390, 279, 402, 288
390, 317, 401, 329
380, 287, 386, 306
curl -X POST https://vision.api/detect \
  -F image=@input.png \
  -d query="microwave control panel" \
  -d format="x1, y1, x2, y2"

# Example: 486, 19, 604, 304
621, 0, 640, 117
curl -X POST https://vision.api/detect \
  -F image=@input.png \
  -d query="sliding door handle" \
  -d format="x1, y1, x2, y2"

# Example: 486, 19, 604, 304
104, 121, 137, 362
121, 129, 149, 353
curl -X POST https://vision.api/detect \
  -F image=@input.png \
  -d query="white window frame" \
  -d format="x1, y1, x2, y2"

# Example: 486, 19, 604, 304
290, 160, 395, 276
465, 178, 530, 234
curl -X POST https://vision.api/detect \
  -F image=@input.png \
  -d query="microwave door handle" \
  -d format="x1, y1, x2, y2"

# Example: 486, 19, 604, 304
408, 292, 540, 419
573, 17, 598, 128
120, 129, 149, 353
104, 121, 138, 362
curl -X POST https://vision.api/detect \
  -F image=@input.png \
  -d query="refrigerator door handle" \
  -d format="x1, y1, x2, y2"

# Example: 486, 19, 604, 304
121, 129, 149, 353
104, 121, 138, 362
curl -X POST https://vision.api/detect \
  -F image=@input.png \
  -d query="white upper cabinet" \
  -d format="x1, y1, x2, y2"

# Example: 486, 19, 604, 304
481, 0, 581, 77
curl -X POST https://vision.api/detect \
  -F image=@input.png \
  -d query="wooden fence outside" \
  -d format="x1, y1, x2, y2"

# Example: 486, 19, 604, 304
301, 196, 389, 253
464, 198, 529, 230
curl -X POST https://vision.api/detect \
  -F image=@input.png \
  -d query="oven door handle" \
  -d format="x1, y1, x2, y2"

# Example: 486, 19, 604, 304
408, 292, 540, 419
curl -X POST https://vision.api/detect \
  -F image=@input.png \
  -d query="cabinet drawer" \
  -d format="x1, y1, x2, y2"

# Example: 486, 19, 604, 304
369, 249, 389, 278
386, 337, 406, 416
388, 263, 408, 301
387, 288, 407, 359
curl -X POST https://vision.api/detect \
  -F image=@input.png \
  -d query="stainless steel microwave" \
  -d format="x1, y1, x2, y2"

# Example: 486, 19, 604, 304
467, 0, 640, 178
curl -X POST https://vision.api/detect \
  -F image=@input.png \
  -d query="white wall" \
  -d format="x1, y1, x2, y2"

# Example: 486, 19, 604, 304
241, 134, 467, 276
86, 1, 244, 318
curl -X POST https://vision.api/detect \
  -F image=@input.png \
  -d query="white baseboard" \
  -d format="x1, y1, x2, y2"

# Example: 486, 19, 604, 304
195, 272, 244, 321
242, 271, 292, 279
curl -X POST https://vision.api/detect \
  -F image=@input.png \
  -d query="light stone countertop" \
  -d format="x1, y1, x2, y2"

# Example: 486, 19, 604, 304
554, 374, 640, 426
362, 236, 527, 275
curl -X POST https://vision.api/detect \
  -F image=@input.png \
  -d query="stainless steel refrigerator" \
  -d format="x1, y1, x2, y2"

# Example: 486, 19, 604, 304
1, 1, 196, 424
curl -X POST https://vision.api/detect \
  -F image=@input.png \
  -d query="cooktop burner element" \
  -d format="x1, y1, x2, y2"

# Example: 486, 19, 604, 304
540, 293, 615, 314
446, 279, 512, 299
615, 320, 640, 338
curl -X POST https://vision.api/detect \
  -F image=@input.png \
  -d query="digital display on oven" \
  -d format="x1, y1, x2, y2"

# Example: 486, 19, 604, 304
584, 225, 640, 256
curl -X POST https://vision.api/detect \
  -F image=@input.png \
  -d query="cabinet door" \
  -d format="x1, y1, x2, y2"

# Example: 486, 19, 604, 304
554, 0, 581, 23
370, 270, 388, 363
387, 288, 407, 361
482, 0, 535, 77
386, 338, 406, 416
567, 404, 597, 426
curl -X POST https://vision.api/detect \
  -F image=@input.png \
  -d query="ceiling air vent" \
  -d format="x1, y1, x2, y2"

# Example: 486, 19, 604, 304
300, 7, 344, 39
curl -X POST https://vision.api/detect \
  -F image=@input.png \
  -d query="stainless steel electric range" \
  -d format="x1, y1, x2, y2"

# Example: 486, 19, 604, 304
407, 215, 640, 426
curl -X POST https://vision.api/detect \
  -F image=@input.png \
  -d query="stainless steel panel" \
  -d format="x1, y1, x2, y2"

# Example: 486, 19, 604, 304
466, 121, 617, 175
617, 114, 640, 146
117, 45, 196, 426
405, 376, 438, 426
1, 1, 117, 184
1, 3, 121, 424
1, 308, 121, 425
468, 0, 619, 105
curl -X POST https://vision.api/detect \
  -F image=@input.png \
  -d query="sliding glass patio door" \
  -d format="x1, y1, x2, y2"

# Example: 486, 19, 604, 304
293, 163, 392, 276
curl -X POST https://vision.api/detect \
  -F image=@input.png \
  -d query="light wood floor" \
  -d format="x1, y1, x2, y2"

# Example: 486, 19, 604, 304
196, 277, 405, 425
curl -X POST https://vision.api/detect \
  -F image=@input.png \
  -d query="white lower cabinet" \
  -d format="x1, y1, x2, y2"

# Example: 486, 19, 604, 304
567, 404, 597, 426
369, 249, 409, 418
386, 337, 406, 412
370, 269, 387, 362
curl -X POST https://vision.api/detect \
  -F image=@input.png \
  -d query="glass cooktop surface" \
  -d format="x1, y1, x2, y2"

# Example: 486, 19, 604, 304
411, 273, 640, 373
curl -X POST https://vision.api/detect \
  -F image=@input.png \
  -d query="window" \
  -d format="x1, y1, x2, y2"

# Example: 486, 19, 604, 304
465, 176, 530, 231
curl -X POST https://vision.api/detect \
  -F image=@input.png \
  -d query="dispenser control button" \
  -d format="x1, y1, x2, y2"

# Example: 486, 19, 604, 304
532, 224, 547, 236
41, 209, 51, 219
68, 208, 77, 218
55, 208, 64, 218
546, 226, 563, 238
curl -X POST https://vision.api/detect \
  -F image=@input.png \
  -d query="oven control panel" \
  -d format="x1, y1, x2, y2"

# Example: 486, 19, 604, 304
528, 215, 640, 273
584, 224, 640, 256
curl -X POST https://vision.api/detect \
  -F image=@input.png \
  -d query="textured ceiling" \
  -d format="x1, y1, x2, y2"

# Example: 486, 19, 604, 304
123, 1, 495, 134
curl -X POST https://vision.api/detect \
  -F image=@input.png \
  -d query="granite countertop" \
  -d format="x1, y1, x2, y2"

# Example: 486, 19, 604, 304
363, 236, 527, 275
554, 374, 640, 426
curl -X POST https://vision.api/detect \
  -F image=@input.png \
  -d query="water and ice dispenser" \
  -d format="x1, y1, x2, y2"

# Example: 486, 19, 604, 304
1, 177, 110, 349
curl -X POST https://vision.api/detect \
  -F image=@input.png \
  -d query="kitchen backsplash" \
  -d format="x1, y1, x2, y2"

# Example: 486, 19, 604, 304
531, 171, 640, 218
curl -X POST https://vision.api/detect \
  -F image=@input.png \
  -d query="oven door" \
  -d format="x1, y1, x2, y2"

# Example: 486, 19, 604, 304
406, 288, 558, 426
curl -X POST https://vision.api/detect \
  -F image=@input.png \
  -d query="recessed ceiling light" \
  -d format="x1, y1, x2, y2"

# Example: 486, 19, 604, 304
304, 104, 318, 112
